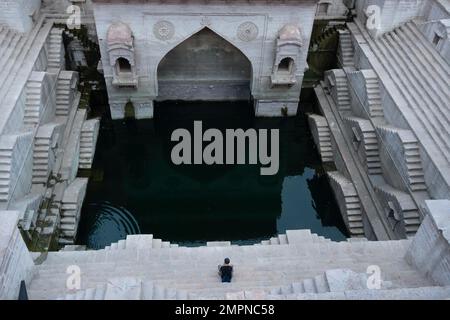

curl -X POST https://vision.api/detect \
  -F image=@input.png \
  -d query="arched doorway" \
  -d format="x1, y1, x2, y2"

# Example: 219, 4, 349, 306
157, 28, 252, 101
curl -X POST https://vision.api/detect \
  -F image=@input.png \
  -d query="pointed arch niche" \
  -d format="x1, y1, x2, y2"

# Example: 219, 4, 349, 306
157, 28, 253, 101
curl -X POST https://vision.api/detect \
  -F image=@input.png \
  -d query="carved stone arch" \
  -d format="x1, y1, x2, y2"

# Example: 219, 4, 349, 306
152, 26, 256, 95
155, 27, 253, 101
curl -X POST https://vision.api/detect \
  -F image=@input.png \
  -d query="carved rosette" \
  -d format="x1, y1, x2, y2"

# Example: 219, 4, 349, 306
237, 22, 259, 42
153, 20, 175, 40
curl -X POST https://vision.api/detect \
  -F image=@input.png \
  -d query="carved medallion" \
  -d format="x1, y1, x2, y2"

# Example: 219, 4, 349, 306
237, 22, 259, 42
153, 20, 175, 40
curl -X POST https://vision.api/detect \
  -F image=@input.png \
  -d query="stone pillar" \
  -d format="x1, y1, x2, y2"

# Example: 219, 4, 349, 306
0, 210, 34, 300
405, 200, 450, 286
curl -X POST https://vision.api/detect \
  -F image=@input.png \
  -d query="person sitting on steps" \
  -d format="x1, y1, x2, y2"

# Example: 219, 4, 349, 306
218, 258, 233, 283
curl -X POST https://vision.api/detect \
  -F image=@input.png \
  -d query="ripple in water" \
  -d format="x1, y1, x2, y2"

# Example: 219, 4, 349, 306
85, 201, 141, 249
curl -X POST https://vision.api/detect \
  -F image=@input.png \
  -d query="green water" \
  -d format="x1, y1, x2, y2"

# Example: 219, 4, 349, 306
77, 101, 348, 249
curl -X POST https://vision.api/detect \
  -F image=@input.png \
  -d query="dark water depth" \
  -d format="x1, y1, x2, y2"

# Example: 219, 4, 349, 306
77, 101, 348, 248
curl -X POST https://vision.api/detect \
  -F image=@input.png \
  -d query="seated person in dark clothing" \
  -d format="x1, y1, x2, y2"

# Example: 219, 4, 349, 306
218, 258, 233, 283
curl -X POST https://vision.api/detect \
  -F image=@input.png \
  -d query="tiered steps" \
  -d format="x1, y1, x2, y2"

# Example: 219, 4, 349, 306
362, 130, 382, 175
24, 72, 45, 127
307, 114, 333, 162
60, 278, 192, 300
258, 230, 331, 246
374, 183, 421, 237
56, 71, 77, 116
363, 71, 384, 118
0, 16, 54, 138
266, 269, 372, 297
349, 21, 450, 163
0, 146, 12, 202
338, 30, 355, 67
103, 235, 175, 251
59, 178, 88, 245
403, 140, 427, 192
263, 286, 450, 300
47, 28, 64, 70
0, 28, 24, 86
27, 233, 432, 300
377, 126, 427, 192
327, 171, 365, 236
344, 116, 382, 175
79, 119, 100, 169
32, 134, 51, 185
334, 72, 351, 111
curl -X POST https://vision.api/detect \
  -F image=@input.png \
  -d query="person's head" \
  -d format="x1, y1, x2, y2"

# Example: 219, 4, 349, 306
224, 258, 230, 265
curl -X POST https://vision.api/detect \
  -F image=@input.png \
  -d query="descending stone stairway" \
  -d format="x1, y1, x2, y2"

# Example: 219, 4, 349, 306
363, 71, 384, 119
0, 145, 12, 202
59, 178, 88, 245
349, 21, 450, 163
0, 16, 47, 106
258, 231, 331, 246
24, 73, 44, 127
343, 116, 382, 175
377, 126, 427, 192
403, 140, 427, 192
0, 28, 24, 82
32, 133, 51, 185
27, 231, 434, 300
56, 71, 77, 116
338, 30, 355, 67
79, 119, 100, 170
307, 114, 333, 163
374, 183, 421, 237
334, 71, 352, 112
47, 28, 64, 70
327, 171, 365, 236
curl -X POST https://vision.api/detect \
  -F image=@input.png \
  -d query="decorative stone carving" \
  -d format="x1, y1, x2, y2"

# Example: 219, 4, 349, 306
200, 16, 212, 27
107, 22, 138, 87
237, 22, 259, 42
270, 24, 303, 87
153, 20, 175, 40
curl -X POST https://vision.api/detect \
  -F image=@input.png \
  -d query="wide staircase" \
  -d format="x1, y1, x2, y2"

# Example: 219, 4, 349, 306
349, 20, 450, 164
27, 230, 437, 300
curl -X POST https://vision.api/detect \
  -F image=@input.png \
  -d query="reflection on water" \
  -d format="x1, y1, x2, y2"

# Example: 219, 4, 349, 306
77, 101, 348, 248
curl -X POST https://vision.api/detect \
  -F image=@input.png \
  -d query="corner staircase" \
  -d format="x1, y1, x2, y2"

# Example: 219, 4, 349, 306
32, 135, 51, 185
338, 30, 355, 67
363, 71, 384, 118
47, 28, 64, 70
374, 183, 421, 237
307, 114, 333, 162
334, 72, 351, 112
344, 116, 382, 175
0, 147, 12, 203
327, 171, 365, 236
79, 119, 100, 170
24, 73, 45, 127
377, 126, 427, 192
59, 178, 88, 245
56, 71, 77, 116
403, 140, 427, 192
